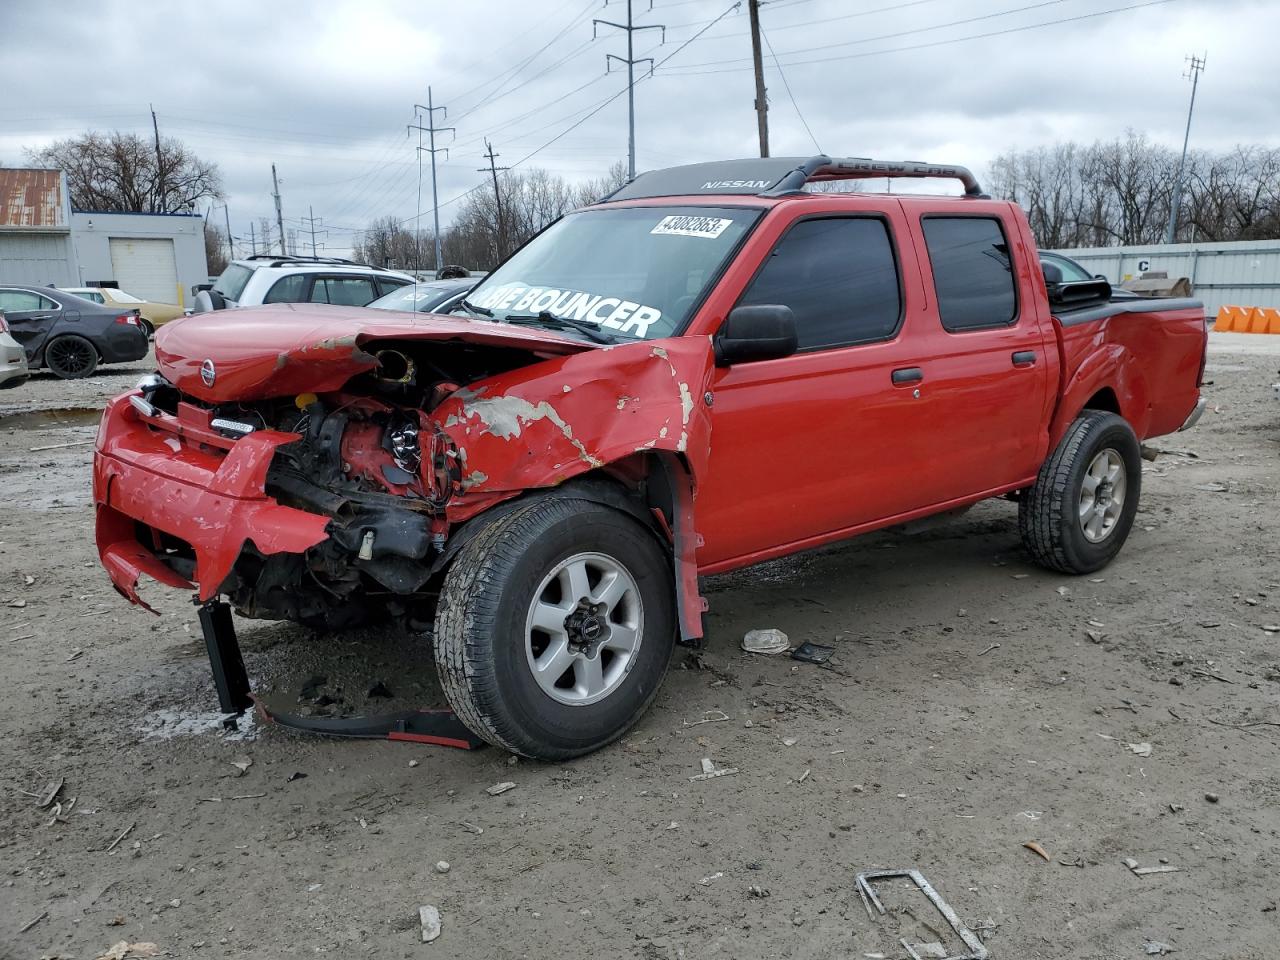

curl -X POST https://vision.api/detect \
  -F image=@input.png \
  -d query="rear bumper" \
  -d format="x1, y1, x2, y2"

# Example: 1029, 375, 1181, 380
94, 392, 330, 608
1178, 397, 1207, 431
97, 325, 150, 364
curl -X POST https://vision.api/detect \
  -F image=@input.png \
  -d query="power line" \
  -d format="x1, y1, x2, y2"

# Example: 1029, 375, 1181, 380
478, 140, 512, 261
670, 0, 1070, 70
664, 0, 1182, 74
760, 23, 821, 153
1166, 52, 1206, 243
407, 88, 455, 272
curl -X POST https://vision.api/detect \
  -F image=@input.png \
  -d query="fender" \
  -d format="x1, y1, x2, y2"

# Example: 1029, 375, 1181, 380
431, 336, 716, 642
1048, 337, 1151, 447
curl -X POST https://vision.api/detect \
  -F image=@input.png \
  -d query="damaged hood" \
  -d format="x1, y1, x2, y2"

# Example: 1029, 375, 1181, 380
154, 303, 589, 402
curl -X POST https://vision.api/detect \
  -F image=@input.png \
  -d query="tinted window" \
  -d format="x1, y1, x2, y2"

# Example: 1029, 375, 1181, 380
922, 217, 1017, 331
212, 264, 254, 302
0, 290, 46, 312
311, 277, 378, 306
738, 217, 901, 350
377, 277, 412, 296
264, 274, 308, 303
1042, 253, 1092, 283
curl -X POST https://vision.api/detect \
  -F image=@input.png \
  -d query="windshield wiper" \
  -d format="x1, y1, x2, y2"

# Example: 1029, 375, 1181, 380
504, 312, 615, 344
456, 298, 493, 318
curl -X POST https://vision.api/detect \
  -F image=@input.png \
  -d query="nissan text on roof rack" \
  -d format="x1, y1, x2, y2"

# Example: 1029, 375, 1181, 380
93, 155, 1208, 759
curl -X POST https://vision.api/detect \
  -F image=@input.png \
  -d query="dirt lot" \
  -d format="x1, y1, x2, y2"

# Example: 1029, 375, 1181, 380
1, 337, 1278, 960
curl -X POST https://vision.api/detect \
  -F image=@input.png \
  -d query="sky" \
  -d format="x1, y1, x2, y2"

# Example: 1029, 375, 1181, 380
1, 0, 1275, 258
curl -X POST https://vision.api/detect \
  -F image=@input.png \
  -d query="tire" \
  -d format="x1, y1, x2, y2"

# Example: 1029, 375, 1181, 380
139, 318, 156, 339
44, 335, 99, 379
434, 498, 675, 760
1019, 410, 1142, 574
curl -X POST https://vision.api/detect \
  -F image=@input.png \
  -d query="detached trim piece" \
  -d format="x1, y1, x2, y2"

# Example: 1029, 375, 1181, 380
856, 869, 989, 960
605, 155, 989, 202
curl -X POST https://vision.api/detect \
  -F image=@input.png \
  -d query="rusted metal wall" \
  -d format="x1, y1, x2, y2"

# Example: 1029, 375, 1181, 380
0, 168, 69, 229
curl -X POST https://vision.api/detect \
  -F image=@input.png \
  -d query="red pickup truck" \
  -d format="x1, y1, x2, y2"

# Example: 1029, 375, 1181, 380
94, 157, 1207, 759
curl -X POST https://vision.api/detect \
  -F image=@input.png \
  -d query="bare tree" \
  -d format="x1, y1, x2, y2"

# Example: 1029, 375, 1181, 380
204, 222, 229, 275
25, 131, 223, 213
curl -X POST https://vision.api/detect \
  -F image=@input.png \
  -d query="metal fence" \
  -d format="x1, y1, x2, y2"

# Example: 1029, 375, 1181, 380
1046, 238, 1280, 316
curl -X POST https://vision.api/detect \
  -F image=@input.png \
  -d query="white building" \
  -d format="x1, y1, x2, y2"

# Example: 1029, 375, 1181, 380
0, 167, 210, 307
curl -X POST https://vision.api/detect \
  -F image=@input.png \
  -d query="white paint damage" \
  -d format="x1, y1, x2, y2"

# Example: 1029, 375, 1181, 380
459, 393, 603, 468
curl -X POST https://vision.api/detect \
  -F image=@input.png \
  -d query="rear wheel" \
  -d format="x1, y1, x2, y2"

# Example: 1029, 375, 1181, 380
139, 318, 156, 339
434, 498, 674, 759
44, 335, 99, 379
1018, 411, 1142, 574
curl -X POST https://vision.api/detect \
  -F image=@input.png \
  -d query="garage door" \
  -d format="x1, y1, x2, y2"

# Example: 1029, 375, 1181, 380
0, 233, 75, 286
108, 237, 178, 304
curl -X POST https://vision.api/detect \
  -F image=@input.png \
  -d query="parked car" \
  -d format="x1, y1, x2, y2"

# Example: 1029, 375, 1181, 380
1041, 251, 1139, 300
93, 156, 1207, 759
366, 277, 478, 315
61, 287, 184, 337
0, 310, 31, 389
191, 255, 414, 313
0, 284, 148, 379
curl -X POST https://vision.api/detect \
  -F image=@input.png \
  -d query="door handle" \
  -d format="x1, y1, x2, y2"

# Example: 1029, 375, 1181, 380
1012, 350, 1037, 366
891, 367, 923, 385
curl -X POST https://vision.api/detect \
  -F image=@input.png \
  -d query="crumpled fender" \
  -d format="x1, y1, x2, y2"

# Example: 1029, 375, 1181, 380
1050, 340, 1151, 447
433, 336, 716, 501
431, 336, 716, 642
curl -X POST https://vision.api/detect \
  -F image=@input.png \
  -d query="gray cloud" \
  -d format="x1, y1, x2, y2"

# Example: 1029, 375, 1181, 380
1, 0, 1273, 256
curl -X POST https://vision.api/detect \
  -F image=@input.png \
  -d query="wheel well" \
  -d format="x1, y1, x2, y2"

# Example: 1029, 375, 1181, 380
1083, 387, 1120, 416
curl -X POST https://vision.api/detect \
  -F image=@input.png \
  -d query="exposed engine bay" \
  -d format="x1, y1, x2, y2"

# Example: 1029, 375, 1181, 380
139, 339, 546, 628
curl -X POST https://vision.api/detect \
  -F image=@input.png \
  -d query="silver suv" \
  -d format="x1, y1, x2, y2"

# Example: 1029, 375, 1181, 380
192, 256, 415, 313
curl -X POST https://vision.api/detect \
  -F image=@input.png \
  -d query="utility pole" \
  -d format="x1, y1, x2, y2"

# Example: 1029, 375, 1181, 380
150, 103, 166, 211
408, 88, 455, 275
747, 0, 769, 158
478, 140, 511, 264
271, 164, 287, 256
594, 0, 665, 181
249, 221, 257, 255
300, 206, 327, 257
1165, 53, 1206, 244
222, 204, 234, 262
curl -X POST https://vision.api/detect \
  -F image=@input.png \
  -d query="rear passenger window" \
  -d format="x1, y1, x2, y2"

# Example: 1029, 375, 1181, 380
921, 217, 1017, 331
312, 277, 378, 306
264, 274, 307, 303
738, 217, 901, 351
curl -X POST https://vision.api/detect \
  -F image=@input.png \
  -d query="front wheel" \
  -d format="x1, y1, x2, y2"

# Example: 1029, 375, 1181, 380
434, 498, 674, 759
1019, 410, 1142, 574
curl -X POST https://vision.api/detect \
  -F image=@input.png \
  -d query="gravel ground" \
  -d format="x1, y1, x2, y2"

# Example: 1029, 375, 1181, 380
1, 337, 1278, 960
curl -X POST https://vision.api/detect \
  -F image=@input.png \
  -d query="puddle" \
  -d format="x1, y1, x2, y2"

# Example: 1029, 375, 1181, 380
0, 407, 101, 430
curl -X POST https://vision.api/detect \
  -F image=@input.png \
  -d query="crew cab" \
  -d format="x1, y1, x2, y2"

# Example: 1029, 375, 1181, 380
93, 156, 1208, 759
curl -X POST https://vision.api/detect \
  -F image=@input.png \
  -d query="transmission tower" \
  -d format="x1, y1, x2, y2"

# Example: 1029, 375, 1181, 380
594, 0, 665, 181
408, 88, 455, 275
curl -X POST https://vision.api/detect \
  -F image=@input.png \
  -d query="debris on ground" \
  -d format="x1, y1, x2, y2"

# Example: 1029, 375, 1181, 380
37, 776, 64, 808
419, 904, 442, 943
19, 910, 47, 933
790, 641, 834, 664
435, 860, 451, 874
1145, 940, 1175, 955
1129, 742, 1153, 757
367, 680, 393, 699
286, 772, 307, 783
856, 869, 988, 960
697, 871, 724, 886
683, 709, 730, 727
103, 821, 136, 853
742, 628, 790, 655
1124, 857, 1180, 877
486, 781, 517, 796
747, 884, 770, 898
95, 943, 160, 960
1023, 841, 1051, 862
1205, 792, 1220, 803
230, 757, 252, 776
690, 757, 739, 781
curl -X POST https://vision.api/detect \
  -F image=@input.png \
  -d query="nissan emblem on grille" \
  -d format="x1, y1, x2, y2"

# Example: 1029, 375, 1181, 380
200, 359, 216, 387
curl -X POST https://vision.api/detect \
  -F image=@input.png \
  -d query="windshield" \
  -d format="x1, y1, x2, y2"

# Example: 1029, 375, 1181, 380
212, 264, 253, 302
110, 289, 146, 303
463, 205, 760, 340
369, 282, 471, 313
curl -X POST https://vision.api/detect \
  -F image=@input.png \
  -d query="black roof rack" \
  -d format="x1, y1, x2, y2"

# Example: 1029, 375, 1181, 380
241, 254, 365, 267
604, 155, 989, 202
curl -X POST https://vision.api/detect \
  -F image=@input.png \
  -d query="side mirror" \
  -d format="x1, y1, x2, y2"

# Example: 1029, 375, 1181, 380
714, 304, 798, 366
